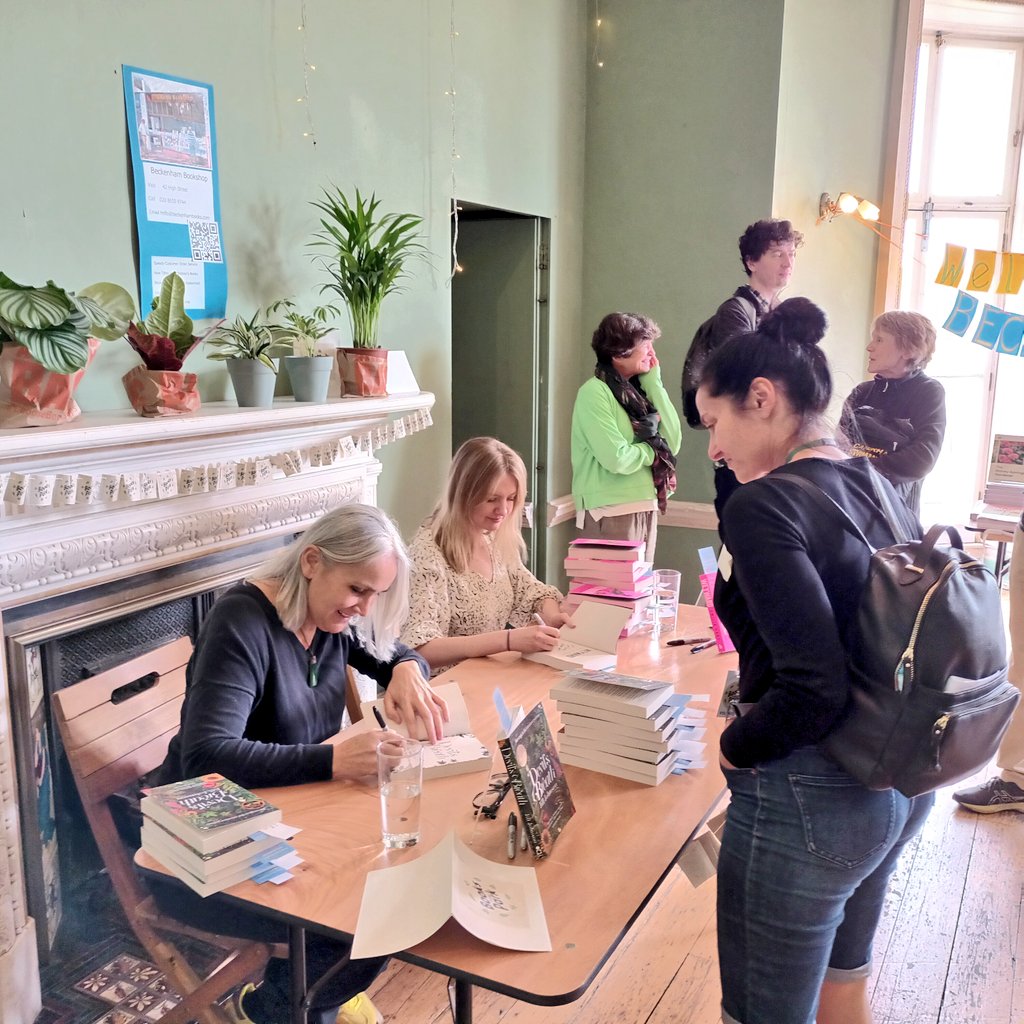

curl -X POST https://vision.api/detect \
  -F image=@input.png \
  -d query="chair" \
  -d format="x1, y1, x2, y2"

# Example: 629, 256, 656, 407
51, 636, 270, 1024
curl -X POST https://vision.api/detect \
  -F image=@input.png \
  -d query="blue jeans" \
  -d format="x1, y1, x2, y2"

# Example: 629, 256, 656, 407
717, 747, 933, 1024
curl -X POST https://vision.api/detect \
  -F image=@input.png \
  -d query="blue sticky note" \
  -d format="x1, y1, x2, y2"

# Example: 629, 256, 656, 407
493, 688, 512, 733
697, 547, 718, 575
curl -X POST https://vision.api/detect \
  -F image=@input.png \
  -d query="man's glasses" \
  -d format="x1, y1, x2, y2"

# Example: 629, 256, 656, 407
472, 774, 512, 819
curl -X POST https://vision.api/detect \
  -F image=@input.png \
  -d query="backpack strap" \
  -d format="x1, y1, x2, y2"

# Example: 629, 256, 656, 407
771, 470, 875, 551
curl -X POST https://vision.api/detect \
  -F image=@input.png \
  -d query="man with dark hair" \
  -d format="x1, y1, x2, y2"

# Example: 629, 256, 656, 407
717, 218, 804, 346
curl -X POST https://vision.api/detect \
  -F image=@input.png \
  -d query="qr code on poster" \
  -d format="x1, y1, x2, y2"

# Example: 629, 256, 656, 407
188, 219, 223, 263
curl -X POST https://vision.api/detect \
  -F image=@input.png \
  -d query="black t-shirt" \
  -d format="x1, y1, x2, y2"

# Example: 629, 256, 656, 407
715, 457, 920, 768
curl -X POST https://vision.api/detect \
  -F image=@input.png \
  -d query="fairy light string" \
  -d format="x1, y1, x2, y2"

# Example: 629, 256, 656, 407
298, 0, 317, 145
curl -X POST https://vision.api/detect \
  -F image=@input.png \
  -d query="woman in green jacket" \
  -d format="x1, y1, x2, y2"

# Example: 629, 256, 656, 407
570, 312, 682, 562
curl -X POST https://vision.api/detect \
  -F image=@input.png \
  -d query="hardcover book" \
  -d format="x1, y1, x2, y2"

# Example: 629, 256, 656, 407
497, 703, 575, 859
140, 773, 281, 854
568, 538, 647, 561
523, 602, 630, 672
363, 681, 492, 779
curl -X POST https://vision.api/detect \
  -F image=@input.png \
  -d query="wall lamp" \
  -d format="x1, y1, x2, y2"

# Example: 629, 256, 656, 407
817, 191, 880, 225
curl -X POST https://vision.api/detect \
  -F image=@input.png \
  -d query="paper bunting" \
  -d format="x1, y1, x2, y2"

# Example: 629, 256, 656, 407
2, 410, 431, 511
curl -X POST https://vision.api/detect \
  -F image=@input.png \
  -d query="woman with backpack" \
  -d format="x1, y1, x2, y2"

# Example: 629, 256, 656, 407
695, 298, 934, 1024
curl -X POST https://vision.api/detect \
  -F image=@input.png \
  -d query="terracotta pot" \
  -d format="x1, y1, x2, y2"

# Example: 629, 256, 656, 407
0, 339, 100, 427
336, 347, 388, 397
122, 366, 201, 417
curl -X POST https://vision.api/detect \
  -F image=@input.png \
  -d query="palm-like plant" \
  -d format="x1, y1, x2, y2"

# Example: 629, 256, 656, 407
205, 310, 287, 371
266, 298, 340, 357
0, 274, 134, 372
309, 187, 427, 348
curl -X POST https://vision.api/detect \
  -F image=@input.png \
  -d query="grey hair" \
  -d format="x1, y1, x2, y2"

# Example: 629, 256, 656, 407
251, 503, 409, 660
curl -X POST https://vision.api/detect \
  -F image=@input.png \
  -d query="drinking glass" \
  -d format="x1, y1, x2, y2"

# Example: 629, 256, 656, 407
652, 569, 682, 635
377, 738, 423, 849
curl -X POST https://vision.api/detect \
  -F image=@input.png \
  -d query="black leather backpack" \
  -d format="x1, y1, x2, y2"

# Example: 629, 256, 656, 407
778, 471, 1019, 797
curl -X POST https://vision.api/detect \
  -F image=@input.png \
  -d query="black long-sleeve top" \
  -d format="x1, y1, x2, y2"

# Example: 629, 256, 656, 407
840, 370, 946, 513
715, 457, 920, 769
157, 582, 430, 789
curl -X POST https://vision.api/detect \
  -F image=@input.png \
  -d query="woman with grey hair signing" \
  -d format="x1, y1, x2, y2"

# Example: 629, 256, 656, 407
153, 502, 446, 1024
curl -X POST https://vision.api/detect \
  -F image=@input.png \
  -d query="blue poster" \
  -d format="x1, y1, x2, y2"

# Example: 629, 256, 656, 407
122, 65, 227, 318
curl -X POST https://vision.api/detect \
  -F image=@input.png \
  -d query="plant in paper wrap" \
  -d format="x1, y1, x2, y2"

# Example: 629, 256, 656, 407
0, 274, 134, 426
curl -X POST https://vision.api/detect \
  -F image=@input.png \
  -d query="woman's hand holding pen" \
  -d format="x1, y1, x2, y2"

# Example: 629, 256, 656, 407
507, 622, 560, 653
331, 727, 397, 780
536, 598, 574, 629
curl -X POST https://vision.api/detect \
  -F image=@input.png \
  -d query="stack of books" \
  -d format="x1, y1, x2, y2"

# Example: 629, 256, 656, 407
562, 539, 654, 637
140, 773, 298, 897
551, 671, 707, 785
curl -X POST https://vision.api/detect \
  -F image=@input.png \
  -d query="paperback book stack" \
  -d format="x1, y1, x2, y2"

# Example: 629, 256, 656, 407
141, 773, 299, 897
562, 538, 654, 637
551, 670, 707, 785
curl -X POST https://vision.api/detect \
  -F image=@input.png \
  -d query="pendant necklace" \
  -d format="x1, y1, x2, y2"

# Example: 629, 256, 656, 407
304, 629, 320, 688
784, 437, 837, 464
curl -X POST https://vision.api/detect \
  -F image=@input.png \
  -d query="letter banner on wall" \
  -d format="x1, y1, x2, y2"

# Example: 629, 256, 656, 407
122, 65, 227, 318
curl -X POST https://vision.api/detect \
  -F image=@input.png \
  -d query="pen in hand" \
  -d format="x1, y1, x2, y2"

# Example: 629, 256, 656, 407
507, 811, 518, 860
532, 612, 546, 627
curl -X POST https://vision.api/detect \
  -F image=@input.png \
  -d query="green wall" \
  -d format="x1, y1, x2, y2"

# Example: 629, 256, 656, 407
578, 0, 900, 586
579, 0, 787, 586
1, 0, 587, 540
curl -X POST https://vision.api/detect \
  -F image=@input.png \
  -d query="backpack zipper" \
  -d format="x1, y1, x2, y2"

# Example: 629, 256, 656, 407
927, 682, 1016, 769
895, 559, 983, 692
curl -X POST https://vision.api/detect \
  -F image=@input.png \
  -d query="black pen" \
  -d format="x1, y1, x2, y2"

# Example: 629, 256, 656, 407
666, 637, 711, 647
372, 706, 387, 730
690, 639, 716, 654
507, 812, 518, 860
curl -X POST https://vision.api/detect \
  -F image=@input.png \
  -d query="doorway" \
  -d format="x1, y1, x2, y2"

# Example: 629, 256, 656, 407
451, 203, 551, 575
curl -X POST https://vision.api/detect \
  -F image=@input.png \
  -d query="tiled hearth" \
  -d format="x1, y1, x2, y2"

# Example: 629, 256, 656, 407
0, 393, 434, 1024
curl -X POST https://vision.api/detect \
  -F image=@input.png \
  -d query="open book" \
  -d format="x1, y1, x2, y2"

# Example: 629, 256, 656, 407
351, 830, 551, 957
362, 681, 492, 779
524, 601, 631, 672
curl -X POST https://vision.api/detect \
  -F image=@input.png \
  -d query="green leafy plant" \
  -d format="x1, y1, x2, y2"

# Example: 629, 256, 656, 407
309, 187, 427, 348
0, 273, 134, 373
126, 273, 208, 371
266, 298, 341, 357
205, 309, 287, 371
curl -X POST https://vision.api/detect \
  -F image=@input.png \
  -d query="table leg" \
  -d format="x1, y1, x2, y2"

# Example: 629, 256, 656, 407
289, 924, 307, 1024
447, 977, 474, 1024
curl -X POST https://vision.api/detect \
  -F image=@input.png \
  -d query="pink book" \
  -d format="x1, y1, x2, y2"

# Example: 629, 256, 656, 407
568, 538, 647, 562
570, 580, 654, 601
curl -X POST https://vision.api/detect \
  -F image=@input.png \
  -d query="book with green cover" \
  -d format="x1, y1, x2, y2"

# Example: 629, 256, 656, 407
496, 703, 575, 859
140, 773, 281, 854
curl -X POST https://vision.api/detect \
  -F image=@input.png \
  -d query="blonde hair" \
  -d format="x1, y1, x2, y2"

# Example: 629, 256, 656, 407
431, 437, 528, 574
252, 503, 409, 659
873, 311, 937, 370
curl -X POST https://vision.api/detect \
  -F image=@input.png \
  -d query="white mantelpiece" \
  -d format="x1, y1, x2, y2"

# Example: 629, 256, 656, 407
0, 392, 433, 1024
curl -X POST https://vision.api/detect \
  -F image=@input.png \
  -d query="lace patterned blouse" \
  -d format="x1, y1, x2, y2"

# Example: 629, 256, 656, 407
401, 523, 563, 676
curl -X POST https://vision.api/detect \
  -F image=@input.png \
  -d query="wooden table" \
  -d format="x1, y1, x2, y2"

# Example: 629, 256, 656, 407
138, 605, 735, 1024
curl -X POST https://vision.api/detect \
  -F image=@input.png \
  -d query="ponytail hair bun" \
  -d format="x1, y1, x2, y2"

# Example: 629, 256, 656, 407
760, 297, 828, 348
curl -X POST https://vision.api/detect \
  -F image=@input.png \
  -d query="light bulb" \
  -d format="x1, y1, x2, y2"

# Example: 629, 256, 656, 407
837, 192, 859, 215
857, 199, 880, 221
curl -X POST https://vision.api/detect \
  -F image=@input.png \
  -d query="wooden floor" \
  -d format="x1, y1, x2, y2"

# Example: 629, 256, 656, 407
364, 771, 1024, 1024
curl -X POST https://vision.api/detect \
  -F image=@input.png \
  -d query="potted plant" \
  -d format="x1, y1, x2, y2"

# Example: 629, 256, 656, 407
0, 273, 134, 426
122, 272, 211, 417
266, 298, 339, 403
309, 186, 427, 397
205, 309, 287, 408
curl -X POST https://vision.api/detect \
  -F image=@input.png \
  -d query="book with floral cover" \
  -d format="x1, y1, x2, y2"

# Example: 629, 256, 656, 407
496, 703, 575, 859
140, 773, 281, 854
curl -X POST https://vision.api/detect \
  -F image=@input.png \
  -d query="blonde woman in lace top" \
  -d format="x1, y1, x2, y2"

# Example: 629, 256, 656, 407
401, 437, 570, 675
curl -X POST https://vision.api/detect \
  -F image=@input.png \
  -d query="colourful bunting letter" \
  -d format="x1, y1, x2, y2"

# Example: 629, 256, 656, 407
943, 290, 978, 336
967, 250, 996, 292
972, 305, 1024, 356
996, 252, 1024, 296
935, 244, 967, 288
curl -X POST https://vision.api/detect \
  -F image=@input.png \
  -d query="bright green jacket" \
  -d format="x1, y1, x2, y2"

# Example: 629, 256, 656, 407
570, 364, 682, 511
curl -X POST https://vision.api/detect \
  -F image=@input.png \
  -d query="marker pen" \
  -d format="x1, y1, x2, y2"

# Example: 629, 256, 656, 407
372, 706, 387, 730
507, 812, 518, 859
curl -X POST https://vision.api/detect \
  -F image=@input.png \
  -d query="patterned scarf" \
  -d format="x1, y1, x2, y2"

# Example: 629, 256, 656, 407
594, 361, 677, 513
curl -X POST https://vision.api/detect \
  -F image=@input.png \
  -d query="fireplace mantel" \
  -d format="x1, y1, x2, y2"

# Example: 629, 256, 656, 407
0, 393, 434, 607
0, 392, 434, 1024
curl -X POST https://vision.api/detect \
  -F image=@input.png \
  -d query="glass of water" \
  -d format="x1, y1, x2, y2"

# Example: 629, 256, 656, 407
652, 569, 682, 636
377, 738, 423, 849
